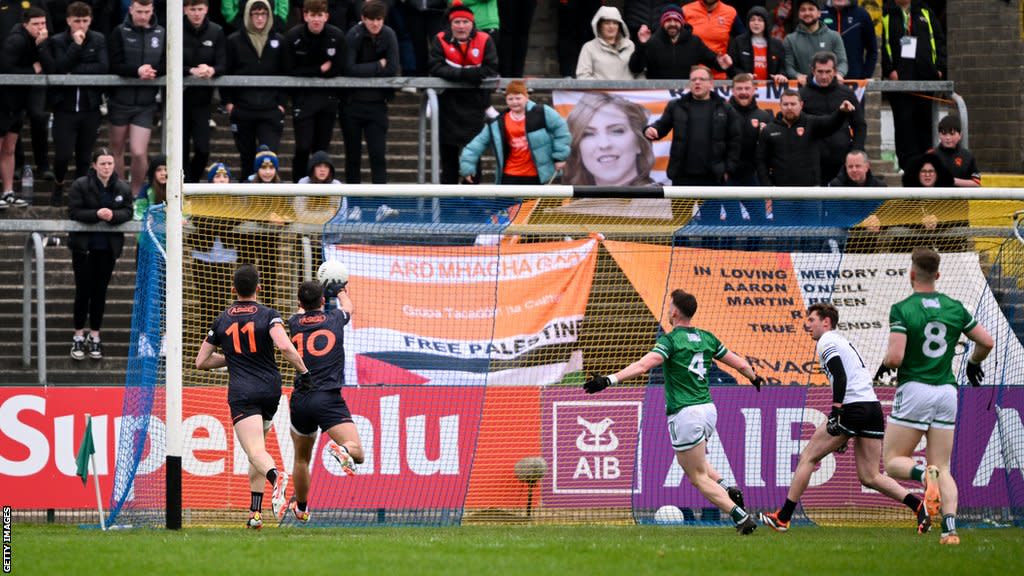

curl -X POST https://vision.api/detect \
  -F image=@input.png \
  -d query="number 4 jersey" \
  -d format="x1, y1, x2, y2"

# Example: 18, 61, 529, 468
653, 326, 727, 415
206, 301, 284, 396
889, 292, 977, 387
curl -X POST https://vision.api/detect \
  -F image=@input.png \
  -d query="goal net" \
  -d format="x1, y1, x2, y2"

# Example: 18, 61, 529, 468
109, 190, 1024, 528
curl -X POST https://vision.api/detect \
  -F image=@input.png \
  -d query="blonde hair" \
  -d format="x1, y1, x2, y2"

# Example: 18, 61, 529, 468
564, 93, 655, 186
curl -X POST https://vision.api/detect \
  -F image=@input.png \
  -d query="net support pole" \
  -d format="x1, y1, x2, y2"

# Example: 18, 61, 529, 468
165, 0, 184, 530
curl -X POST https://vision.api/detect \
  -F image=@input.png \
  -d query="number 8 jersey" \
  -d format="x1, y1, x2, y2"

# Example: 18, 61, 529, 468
652, 327, 728, 415
889, 292, 977, 387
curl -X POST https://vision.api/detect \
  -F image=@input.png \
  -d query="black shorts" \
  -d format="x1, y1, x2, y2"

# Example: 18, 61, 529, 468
837, 401, 885, 439
290, 388, 353, 436
107, 101, 156, 129
0, 109, 23, 135
228, 393, 280, 424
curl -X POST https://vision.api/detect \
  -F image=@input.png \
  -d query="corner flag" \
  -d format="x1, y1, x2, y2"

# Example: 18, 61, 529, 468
76, 415, 95, 486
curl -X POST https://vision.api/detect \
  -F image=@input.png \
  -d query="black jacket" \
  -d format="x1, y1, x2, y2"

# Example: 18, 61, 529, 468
727, 33, 785, 78
829, 166, 886, 187
225, 29, 286, 110
183, 16, 227, 105
428, 28, 498, 144
728, 97, 773, 179
344, 22, 399, 103
284, 22, 346, 116
799, 79, 867, 177
67, 170, 133, 258
880, 1, 946, 80
107, 14, 166, 107
628, 25, 720, 79
756, 109, 850, 186
649, 92, 741, 183
40, 29, 109, 113
0, 24, 43, 112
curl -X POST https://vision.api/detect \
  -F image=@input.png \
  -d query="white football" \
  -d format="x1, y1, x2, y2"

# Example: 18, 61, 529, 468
653, 505, 686, 524
317, 260, 349, 285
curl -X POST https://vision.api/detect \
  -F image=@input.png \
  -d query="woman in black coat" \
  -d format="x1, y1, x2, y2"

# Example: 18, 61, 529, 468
727, 6, 786, 84
66, 147, 133, 360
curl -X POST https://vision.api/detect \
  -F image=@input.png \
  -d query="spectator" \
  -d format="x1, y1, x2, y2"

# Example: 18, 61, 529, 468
0, 6, 48, 209
207, 160, 232, 183
453, 0, 496, 47
564, 92, 656, 187
771, 0, 793, 41
67, 147, 133, 361
930, 115, 980, 187
496, 0, 534, 77
900, 152, 958, 247
428, 2, 497, 184
556, 0, 601, 77
756, 88, 855, 187
629, 5, 730, 80
398, 0, 445, 76
644, 65, 741, 187
133, 153, 166, 219
727, 6, 786, 84
222, 0, 287, 31
727, 73, 772, 187
821, 0, 877, 80
683, 0, 744, 80
575, 6, 640, 81
881, 0, 946, 170
829, 149, 885, 187
183, 0, 227, 182
799, 51, 866, 185
295, 149, 354, 219
458, 80, 570, 186
622, 0, 661, 42
249, 145, 282, 183
285, 0, 345, 183
107, 0, 166, 198
3, 0, 52, 189
783, 0, 847, 84
47, 0, 118, 36
40, 1, 108, 206
342, 0, 398, 184
224, 0, 286, 182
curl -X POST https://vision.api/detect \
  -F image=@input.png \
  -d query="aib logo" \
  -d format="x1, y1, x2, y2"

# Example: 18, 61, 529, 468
552, 401, 641, 495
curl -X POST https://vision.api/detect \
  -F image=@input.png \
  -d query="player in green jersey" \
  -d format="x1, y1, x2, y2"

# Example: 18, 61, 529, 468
875, 248, 993, 545
584, 289, 765, 534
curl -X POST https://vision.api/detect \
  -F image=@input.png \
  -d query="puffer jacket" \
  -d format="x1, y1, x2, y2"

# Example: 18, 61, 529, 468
459, 100, 571, 185
575, 6, 640, 80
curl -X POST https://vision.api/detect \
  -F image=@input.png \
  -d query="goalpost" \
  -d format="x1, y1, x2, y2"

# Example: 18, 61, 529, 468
108, 185, 1024, 529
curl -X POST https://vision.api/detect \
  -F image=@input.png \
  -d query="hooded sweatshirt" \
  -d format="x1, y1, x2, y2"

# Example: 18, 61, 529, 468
783, 16, 848, 78
224, 0, 285, 110
727, 6, 785, 79
576, 6, 640, 80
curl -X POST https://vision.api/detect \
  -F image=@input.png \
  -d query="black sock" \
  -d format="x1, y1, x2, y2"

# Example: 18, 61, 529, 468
903, 493, 922, 512
297, 501, 308, 512
250, 492, 263, 512
778, 499, 797, 523
729, 505, 748, 524
942, 514, 956, 534
266, 469, 278, 486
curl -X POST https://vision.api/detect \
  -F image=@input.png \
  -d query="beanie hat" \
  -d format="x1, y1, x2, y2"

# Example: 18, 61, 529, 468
660, 5, 684, 27
505, 80, 528, 96
253, 145, 279, 173
206, 162, 232, 182
447, 1, 474, 23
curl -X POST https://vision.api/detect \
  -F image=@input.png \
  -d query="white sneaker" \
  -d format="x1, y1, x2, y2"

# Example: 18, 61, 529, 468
375, 204, 399, 222
271, 472, 289, 521
347, 206, 362, 221
2, 191, 26, 208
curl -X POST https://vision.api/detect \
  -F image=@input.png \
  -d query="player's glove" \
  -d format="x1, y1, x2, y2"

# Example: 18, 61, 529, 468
873, 364, 895, 384
750, 375, 765, 392
826, 406, 844, 436
295, 371, 313, 392
966, 361, 985, 387
323, 280, 347, 300
583, 373, 613, 394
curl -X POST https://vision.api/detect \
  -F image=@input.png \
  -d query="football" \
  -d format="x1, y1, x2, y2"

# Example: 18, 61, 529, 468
653, 505, 686, 524
317, 260, 349, 285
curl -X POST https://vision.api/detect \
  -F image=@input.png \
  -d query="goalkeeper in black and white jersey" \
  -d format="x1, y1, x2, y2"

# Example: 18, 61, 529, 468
760, 303, 931, 534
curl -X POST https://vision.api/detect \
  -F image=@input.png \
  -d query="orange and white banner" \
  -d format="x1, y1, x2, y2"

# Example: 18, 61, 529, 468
324, 237, 599, 386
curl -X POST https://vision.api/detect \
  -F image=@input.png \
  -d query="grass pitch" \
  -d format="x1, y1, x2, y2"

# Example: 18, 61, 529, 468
15, 524, 1022, 575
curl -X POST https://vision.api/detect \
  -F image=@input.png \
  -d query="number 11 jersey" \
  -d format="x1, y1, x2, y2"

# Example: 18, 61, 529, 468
206, 301, 284, 397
